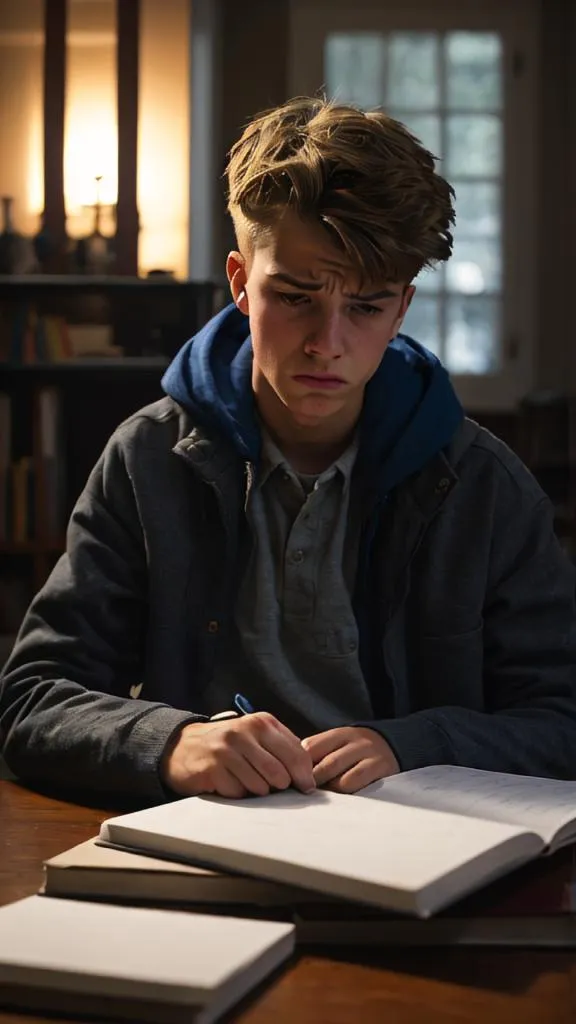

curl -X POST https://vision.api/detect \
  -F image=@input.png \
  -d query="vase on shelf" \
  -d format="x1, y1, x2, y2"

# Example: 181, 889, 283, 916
0, 196, 35, 275
32, 210, 67, 274
73, 176, 116, 275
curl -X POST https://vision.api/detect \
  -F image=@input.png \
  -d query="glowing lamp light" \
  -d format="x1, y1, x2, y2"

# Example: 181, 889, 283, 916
19, 0, 189, 277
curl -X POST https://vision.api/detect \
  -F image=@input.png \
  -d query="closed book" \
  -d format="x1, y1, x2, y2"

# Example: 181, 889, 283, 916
42, 837, 323, 907
99, 766, 576, 919
294, 909, 576, 947
43, 838, 576, 948
294, 847, 576, 946
0, 392, 10, 542
0, 896, 295, 1024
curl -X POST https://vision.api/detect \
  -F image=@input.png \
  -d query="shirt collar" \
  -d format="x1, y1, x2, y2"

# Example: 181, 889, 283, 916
258, 426, 359, 490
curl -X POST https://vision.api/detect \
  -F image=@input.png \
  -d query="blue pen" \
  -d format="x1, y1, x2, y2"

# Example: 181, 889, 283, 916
234, 693, 255, 716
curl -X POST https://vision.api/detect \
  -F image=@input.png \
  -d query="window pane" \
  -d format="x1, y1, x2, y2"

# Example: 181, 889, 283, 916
447, 116, 502, 176
413, 264, 444, 294
446, 32, 502, 111
401, 296, 441, 357
453, 181, 500, 236
390, 112, 441, 159
387, 33, 439, 110
325, 34, 384, 107
447, 238, 501, 294
446, 296, 499, 373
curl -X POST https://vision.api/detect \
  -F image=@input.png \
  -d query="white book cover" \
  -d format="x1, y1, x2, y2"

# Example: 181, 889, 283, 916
99, 767, 576, 918
99, 783, 544, 917
0, 896, 295, 1024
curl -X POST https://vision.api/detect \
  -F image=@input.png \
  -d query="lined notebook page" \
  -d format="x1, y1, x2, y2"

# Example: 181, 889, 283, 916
361, 767, 576, 848
100, 789, 538, 907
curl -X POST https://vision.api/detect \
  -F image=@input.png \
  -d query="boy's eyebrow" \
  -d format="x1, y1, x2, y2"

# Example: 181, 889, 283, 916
348, 287, 400, 301
268, 272, 323, 291
268, 272, 399, 301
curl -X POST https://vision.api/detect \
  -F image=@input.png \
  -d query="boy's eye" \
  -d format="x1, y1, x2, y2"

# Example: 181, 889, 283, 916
276, 292, 383, 316
278, 292, 309, 306
353, 303, 382, 316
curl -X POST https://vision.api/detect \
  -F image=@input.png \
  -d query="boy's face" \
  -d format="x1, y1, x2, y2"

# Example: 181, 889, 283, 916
226, 212, 414, 432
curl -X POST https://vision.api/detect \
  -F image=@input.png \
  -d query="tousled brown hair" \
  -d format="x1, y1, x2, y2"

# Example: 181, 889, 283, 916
226, 96, 455, 284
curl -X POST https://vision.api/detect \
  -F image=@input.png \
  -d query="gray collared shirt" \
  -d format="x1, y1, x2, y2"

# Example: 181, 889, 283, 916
208, 429, 374, 737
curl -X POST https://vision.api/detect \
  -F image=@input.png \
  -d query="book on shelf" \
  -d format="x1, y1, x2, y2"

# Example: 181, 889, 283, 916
99, 765, 576, 920
10, 456, 33, 544
34, 384, 66, 541
0, 386, 66, 546
42, 836, 576, 948
5, 304, 73, 364
0, 392, 11, 542
0, 895, 295, 1024
0, 300, 120, 364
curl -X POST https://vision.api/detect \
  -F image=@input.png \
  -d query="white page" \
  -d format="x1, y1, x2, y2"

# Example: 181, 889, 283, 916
100, 788, 539, 912
0, 896, 294, 1004
360, 766, 576, 847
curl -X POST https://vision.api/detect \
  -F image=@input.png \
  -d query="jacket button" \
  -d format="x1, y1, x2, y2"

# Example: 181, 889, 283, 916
435, 477, 451, 494
207, 620, 219, 634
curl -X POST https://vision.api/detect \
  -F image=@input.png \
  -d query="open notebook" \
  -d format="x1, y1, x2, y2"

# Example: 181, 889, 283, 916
99, 765, 576, 919
0, 896, 294, 1024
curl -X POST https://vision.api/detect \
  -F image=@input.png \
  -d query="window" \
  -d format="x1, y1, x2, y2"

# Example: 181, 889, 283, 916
289, 2, 539, 410
325, 31, 503, 377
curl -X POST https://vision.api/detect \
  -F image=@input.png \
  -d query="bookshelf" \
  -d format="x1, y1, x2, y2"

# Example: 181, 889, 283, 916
0, 0, 210, 663
0, 275, 222, 660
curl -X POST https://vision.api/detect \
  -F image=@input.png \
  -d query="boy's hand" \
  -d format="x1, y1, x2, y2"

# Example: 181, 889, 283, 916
160, 712, 316, 798
302, 726, 399, 793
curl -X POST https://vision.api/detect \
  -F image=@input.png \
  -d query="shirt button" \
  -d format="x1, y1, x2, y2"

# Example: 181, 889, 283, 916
207, 620, 219, 634
291, 549, 305, 564
435, 477, 451, 494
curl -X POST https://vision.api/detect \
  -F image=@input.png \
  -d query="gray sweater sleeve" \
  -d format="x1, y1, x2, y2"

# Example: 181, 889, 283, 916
0, 438, 200, 803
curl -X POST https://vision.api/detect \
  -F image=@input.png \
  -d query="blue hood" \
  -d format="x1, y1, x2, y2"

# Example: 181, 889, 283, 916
161, 303, 463, 495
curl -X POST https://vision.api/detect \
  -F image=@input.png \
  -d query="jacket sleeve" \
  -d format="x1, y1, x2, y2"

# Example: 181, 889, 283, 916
369, 491, 576, 779
0, 435, 200, 802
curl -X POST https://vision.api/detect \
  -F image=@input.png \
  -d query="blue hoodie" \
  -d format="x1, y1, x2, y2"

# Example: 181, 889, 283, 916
161, 303, 464, 498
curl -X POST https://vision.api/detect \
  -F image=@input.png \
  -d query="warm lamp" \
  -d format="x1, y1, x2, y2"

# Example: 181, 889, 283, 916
10, 0, 190, 278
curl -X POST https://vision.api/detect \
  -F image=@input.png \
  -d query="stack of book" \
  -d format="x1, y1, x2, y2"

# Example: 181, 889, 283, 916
1, 765, 576, 1022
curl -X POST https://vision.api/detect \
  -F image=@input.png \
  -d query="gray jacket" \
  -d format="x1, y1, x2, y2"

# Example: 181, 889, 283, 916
1, 397, 576, 802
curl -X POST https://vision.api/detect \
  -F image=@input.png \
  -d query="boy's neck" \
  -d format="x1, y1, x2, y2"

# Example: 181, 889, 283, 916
256, 390, 362, 476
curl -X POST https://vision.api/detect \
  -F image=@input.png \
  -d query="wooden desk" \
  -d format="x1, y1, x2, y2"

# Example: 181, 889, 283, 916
1, 779, 575, 1024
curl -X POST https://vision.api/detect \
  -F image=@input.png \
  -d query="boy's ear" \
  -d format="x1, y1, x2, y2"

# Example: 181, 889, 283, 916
392, 284, 415, 335
226, 252, 249, 314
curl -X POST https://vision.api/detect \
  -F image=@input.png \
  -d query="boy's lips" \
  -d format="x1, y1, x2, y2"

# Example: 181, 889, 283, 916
292, 374, 347, 389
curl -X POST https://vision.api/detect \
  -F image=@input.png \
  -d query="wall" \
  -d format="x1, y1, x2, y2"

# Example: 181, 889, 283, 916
138, 0, 190, 278
217, 0, 290, 270
0, 0, 44, 237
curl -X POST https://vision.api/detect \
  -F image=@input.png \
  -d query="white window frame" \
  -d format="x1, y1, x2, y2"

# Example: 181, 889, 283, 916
289, 0, 540, 412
